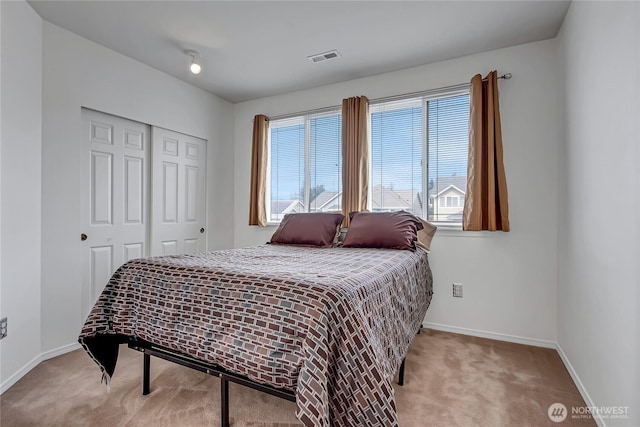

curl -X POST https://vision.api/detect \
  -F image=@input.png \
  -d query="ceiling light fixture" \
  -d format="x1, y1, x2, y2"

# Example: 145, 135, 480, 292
185, 50, 202, 75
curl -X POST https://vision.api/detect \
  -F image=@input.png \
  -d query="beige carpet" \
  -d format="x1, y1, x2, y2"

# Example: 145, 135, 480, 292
1, 330, 594, 426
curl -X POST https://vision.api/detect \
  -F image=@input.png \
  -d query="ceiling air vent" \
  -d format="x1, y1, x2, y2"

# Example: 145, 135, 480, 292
307, 49, 341, 63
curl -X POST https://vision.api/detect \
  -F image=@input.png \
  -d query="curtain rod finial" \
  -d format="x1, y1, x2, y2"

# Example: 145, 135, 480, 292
502, 73, 512, 80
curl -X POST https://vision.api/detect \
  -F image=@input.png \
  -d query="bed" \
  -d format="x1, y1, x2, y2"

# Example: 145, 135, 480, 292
79, 212, 434, 427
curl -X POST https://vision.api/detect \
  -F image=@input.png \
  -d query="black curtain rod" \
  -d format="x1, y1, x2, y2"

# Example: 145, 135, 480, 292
486, 73, 512, 81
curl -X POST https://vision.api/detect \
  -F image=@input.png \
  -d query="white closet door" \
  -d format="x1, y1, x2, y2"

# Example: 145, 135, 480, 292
80, 109, 149, 320
150, 127, 206, 256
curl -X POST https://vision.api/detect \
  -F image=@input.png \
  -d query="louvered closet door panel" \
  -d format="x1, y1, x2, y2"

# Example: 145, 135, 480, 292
80, 109, 149, 321
150, 127, 206, 256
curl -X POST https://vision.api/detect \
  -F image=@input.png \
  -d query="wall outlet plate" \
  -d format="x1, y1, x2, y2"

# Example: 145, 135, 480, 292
453, 283, 463, 298
0, 317, 7, 340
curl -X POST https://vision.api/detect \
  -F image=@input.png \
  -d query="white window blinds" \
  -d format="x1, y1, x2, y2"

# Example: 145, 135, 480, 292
268, 111, 342, 222
370, 89, 470, 225
370, 98, 423, 215
427, 93, 470, 223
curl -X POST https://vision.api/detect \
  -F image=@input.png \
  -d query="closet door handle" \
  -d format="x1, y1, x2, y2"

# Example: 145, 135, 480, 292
200, 228, 205, 234
81, 233, 88, 241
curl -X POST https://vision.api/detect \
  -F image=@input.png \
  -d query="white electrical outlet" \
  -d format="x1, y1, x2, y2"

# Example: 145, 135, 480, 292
452, 283, 463, 298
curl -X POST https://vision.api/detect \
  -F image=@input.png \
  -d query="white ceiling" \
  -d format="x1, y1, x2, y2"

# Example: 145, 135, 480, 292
28, 1, 570, 103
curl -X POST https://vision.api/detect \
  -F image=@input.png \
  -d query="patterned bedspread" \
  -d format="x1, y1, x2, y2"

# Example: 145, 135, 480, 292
79, 245, 433, 426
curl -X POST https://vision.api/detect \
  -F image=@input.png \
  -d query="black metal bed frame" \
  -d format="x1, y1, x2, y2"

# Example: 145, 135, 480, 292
127, 337, 409, 427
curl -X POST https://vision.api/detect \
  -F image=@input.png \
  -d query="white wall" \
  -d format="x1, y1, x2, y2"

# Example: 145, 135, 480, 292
40, 22, 235, 354
233, 39, 561, 344
557, 2, 639, 425
0, 0, 43, 389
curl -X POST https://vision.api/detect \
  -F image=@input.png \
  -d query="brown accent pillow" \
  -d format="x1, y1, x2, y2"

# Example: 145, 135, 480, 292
342, 211, 424, 251
270, 213, 345, 248
416, 218, 437, 252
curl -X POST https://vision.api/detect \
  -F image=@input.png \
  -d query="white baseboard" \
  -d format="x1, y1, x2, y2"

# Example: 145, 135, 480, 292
422, 322, 557, 349
1, 342, 81, 395
0, 353, 42, 395
41, 342, 81, 361
556, 343, 606, 427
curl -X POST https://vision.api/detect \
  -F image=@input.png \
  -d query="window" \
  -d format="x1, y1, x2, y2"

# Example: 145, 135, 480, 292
268, 111, 342, 222
370, 88, 470, 225
266, 87, 469, 225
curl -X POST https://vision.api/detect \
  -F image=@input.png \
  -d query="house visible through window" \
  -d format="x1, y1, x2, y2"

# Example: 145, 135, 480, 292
268, 111, 342, 222
370, 89, 470, 225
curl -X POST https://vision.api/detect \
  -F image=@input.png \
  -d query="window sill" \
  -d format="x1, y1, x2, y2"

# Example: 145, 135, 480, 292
435, 226, 498, 238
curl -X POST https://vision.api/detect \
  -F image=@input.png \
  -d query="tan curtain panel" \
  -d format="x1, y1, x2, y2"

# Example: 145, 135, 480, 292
341, 96, 369, 227
248, 114, 268, 226
463, 71, 510, 231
